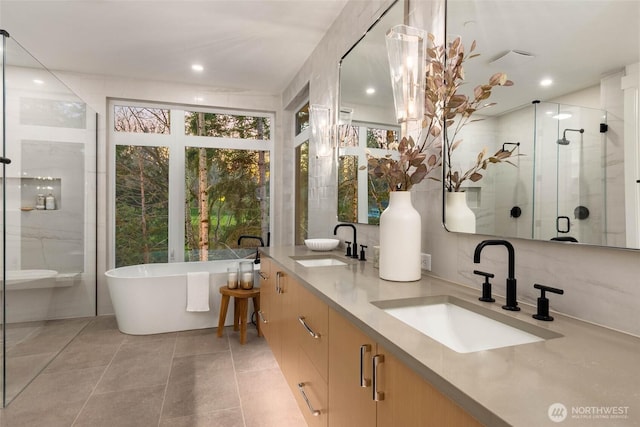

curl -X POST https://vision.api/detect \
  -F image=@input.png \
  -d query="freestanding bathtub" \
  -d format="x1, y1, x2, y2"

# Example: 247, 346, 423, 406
105, 260, 260, 335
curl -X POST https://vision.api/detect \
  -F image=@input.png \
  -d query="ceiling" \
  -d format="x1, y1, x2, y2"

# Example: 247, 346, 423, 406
2, 0, 638, 113
0, 0, 348, 95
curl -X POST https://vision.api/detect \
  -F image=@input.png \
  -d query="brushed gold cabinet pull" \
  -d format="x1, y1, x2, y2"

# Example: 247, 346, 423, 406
259, 271, 268, 280
298, 316, 321, 339
372, 354, 385, 401
275, 271, 283, 294
297, 382, 321, 416
360, 344, 371, 387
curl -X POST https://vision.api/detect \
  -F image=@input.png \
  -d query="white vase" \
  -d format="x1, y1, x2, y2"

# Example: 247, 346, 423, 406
445, 192, 476, 233
379, 191, 421, 281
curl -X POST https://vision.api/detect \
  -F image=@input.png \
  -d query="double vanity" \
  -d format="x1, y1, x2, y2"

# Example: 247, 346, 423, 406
260, 245, 639, 426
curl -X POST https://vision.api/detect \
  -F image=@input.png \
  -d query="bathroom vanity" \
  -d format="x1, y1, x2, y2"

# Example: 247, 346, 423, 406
260, 246, 639, 426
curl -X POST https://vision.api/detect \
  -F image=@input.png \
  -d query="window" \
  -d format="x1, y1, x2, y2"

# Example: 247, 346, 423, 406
114, 105, 170, 134
111, 101, 273, 267
114, 145, 169, 266
185, 147, 270, 261
294, 101, 310, 245
184, 111, 270, 139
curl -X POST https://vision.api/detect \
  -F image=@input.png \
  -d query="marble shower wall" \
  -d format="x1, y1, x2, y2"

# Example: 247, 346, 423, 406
1, 78, 97, 322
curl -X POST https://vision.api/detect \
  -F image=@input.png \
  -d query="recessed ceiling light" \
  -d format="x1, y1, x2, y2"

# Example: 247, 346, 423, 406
540, 78, 553, 87
191, 64, 204, 72
366, 87, 376, 95
33, 79, 44, 85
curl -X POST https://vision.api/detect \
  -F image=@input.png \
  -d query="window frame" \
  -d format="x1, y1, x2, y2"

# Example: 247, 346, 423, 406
108, 99, 274, 267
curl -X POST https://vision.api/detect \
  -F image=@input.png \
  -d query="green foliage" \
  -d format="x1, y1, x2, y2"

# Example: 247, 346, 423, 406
337, 155, 358, 223
114, 109, 271, 266
184, 146, 269, 255
184, 111, 271, 140
115, 145, 169, 267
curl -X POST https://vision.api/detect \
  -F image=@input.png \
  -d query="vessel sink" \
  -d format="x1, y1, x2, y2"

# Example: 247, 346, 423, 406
372, 295, 561, 353
290, 254, 352, 267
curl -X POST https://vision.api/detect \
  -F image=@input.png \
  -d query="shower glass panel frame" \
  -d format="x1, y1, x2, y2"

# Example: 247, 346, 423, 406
0, 30, 97, 407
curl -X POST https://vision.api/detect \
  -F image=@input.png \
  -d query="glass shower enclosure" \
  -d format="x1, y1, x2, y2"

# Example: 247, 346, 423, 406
532, 101, 607, 245
1, 30, 97, 406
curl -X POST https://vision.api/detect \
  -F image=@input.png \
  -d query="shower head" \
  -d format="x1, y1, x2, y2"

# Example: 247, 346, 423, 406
557, 128, 584, 145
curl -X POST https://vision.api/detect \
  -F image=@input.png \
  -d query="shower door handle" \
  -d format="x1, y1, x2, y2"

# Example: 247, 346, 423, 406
556, 216, 570, 233
0, 156, 11, 164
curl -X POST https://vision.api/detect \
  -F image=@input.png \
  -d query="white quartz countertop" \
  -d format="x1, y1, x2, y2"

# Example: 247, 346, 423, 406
263, 246, 640, 427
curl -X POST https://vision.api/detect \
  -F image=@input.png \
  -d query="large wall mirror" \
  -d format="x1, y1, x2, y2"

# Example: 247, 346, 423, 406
445, 0, 640, 249
337, 0, 403, 224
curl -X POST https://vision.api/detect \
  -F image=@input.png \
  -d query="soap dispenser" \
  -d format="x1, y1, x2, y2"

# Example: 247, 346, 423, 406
45, 193, 56, 210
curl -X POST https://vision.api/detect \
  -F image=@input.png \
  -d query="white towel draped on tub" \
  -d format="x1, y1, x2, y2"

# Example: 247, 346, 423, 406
186, 271, 210, 312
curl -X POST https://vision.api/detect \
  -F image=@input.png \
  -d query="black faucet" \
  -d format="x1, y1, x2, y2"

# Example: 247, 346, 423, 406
237, 235, 265, 264
473, 239, 520, 311
333, 223, 358, 259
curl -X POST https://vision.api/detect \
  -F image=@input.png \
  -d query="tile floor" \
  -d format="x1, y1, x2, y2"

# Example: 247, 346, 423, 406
0, 316, 307, 427
2, 318, 92, 403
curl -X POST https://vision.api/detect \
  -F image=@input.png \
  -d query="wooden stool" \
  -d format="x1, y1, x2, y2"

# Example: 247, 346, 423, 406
216, 285, 261, 344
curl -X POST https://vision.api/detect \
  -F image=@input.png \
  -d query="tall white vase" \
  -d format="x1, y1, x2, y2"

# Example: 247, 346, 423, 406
379, 191, 421, 281
445, 191, 476, 233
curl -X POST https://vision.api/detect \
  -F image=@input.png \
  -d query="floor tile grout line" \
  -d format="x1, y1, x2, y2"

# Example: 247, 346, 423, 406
3, 318, 93, 406
157, 330, 179, 427
69, 318, 127, 427
227, 326, 248, 427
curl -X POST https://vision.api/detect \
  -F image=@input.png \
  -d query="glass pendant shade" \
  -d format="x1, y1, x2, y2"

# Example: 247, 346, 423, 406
385, 25, 427, 123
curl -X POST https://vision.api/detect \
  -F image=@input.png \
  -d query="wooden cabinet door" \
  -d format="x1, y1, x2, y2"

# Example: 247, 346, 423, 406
279, 272, 299, 390
296, 284, 329, 382
258, 258, 281, 363
376, 346, 483, 427
328, 308, 377, 427
294, 347, 328, 427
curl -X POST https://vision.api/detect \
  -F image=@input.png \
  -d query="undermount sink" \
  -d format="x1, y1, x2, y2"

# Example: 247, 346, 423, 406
290, 254, 353, 267
372, 295, 561, 353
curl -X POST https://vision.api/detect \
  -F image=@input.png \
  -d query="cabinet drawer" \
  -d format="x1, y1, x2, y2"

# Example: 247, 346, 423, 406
257, 259, 274, 343
294, 347, 328, 427
296, 284, 329, 381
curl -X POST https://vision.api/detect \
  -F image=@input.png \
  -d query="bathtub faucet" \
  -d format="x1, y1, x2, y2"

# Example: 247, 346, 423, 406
237, 235, 265, 264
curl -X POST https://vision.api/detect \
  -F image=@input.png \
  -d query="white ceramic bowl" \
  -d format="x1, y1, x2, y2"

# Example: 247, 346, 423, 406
304, 238, 340, 251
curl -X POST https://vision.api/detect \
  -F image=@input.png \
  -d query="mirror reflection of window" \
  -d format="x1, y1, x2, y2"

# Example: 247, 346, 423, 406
337, 122, 399, 224
337, 0, 404, 225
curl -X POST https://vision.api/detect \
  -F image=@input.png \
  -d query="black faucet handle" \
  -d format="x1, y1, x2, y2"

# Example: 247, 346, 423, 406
533, 283, 564, 321
345, 241, 352, 257
473, 270, 495, 279
473, 270, 495, 302
534, 283, 564, 296
359, 245, 367, 261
